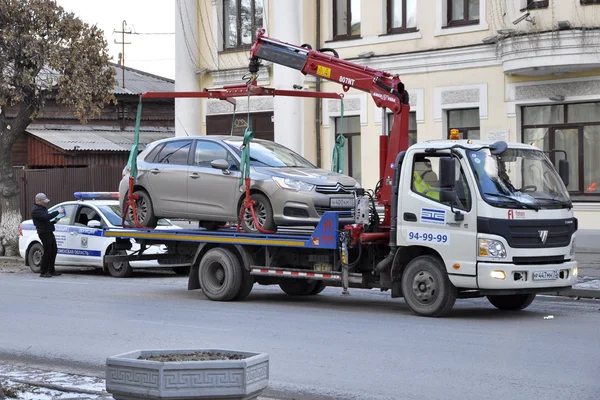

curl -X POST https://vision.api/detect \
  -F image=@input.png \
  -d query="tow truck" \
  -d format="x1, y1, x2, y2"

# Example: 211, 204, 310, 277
104, 30, 578, 317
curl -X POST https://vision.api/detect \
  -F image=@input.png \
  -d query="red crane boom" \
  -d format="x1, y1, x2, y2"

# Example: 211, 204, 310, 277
249, 29, 411, 226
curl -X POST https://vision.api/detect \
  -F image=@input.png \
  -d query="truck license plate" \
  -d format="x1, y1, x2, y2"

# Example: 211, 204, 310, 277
532, 270, 559, 281
330, 198, 354, 208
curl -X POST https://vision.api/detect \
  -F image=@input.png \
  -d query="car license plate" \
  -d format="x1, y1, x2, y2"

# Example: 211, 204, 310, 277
532, 270, 559, 281
330, 198, 355, 208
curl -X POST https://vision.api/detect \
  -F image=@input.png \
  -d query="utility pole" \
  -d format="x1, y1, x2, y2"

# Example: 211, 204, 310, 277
114, 20, 132, 88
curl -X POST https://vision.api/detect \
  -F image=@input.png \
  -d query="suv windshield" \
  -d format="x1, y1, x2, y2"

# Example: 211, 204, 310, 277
467, 148, 571, 209
224, 139, 315, 168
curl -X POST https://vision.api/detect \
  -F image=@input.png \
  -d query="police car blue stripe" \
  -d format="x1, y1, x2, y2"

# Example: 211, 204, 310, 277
22, 224, 103, 236
57, 248, 102, 257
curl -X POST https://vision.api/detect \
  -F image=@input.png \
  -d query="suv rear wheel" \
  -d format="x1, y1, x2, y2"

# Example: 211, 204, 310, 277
126, 190, 158, 228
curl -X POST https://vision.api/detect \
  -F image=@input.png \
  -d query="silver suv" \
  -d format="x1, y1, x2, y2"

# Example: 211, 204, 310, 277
119, 136, 359, 232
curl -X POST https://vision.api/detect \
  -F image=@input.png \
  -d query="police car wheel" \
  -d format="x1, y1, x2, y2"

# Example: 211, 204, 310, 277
27, 242, 43, 274
106, 249, 133, 278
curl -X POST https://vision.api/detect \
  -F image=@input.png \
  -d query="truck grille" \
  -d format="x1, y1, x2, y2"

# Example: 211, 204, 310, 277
478, 217, 577, 249
315, 184, 355, 194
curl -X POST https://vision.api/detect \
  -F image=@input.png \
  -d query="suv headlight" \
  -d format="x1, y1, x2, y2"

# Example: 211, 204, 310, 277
479, 239, 507, 258
272, 176, 315, 192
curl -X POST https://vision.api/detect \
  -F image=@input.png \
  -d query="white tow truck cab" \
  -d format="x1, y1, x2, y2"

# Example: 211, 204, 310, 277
385, 139, 577, 312
105, 139, 577, 317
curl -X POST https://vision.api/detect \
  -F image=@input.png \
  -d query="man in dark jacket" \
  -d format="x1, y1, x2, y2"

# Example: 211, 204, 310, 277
31, 193, 65, 278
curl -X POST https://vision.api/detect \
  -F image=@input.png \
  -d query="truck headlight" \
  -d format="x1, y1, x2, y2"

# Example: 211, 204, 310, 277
272, 176, 315, 192
570, 238, 576, 256
479, 239, 507, 258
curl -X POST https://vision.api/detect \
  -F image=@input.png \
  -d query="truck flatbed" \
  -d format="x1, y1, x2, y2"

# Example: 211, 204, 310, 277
104, 212, 341, 250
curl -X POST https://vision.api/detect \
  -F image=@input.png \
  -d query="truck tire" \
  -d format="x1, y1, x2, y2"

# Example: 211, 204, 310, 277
172, 266, 191, 275
240, 193, 277, 233
199, 248, 243, 301
27, 242, 43, 274
126, 190, 158, 228
279, 279, 317, 296
487, 294, 536, 311
106, 248, 133, 278
401, 255, 457, 317
233, 268, 254, 301
308, 281, 327, 295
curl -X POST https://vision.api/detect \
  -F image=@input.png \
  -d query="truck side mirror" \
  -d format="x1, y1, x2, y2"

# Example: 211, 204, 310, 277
439, 157, 456, 188
559, 159, 569, 187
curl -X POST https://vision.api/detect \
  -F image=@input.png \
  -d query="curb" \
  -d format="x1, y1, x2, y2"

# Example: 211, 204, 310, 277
554, 288, 600, 299
575, 248, 600, 255
0, 375, 108, 397
0, 256, 23, 263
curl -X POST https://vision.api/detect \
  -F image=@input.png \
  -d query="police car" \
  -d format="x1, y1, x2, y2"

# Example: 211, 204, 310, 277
19, 192, 189, 278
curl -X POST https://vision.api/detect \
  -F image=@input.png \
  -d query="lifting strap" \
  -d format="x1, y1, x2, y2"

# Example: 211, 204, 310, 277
332, 98, 346, 174
121, 95, 144, 228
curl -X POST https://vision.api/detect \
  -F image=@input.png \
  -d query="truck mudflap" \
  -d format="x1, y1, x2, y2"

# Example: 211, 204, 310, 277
477, 261, 578, 290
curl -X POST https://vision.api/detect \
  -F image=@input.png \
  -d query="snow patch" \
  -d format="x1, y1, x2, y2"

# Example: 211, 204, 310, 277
574, 279, 600, 290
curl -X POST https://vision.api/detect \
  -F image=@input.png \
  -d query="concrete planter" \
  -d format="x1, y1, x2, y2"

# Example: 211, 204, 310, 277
105, 349, 269, 400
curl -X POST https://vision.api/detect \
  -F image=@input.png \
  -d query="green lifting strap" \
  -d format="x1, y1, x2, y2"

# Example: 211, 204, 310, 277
332, 98, 346, 174
239, 93, 254, 186
229, 104, 237, 136
126, 96, 143, 182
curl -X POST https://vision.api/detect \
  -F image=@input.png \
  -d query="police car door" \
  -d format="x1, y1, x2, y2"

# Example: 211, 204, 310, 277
68, 205, 105, 266
49, 204, 77, 264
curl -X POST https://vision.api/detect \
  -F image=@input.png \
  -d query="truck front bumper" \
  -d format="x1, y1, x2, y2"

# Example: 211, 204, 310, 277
477, 261, 577, 291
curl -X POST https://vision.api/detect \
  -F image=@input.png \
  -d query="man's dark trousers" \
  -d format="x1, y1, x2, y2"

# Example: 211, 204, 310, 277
39, 232, 58, 275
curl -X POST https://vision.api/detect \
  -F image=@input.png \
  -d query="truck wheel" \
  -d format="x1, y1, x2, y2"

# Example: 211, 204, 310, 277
401, 255, 457, 317
308, 281, 327, 295
199, 248, 242, 301
233, 268, 254, 301
126, 190, 158, 228
240, 194, 277, 233
106, 248, 133, 278
27, 242, 43, 273
172, 266, 191, 275
279, 279, 317, 296
487, 294, 536, 311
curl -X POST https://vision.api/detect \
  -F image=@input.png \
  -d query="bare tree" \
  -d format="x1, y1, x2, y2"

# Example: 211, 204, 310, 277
0, 0, 116, 255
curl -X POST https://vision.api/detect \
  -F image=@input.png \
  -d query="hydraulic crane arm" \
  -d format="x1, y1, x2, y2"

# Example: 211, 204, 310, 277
249, 29, 411, 225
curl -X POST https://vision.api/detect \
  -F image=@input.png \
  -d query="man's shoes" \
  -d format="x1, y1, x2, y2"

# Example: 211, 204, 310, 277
50, 272, 62, 276
39, 273, 52, 278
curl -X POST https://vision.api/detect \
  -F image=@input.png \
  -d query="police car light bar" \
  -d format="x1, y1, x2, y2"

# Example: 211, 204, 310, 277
74, 192, 120, 200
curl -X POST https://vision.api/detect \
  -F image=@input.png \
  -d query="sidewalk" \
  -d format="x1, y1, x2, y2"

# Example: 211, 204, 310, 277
0, 364, 280, 400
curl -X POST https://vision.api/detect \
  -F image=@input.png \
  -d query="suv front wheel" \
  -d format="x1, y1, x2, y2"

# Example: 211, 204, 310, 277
240, 193, 277, 233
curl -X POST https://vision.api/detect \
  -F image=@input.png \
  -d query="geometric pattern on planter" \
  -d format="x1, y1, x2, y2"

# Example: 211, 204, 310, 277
246, 362, 269, 385
163, 370, 243, 389
107, 367, 159, 389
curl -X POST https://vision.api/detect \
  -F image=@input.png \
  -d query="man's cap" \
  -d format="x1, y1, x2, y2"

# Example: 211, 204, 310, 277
35, 193, 50, 203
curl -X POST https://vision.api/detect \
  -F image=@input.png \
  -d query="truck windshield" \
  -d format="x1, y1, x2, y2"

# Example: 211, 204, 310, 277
466, 148, 571, 209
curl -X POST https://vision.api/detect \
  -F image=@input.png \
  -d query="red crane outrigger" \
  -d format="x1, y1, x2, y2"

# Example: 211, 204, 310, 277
248, 28, 412, 229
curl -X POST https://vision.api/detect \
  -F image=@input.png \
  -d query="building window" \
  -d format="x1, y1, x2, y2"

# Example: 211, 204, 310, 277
522, 102, 600, 198
446, 0, 479, 27
333, 0, 361, 40
581, 0, 600, 4
388, 111, 417, 146
524, 0, 549, 9
335, 116, 361, 183
387, 0, 417, 34
224, 0, 264, 50
448, 108, 480, 139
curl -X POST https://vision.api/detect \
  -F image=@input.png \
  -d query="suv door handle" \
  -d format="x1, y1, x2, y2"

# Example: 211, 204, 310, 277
403, 213, 417, 222
189, 173, 200, 179
150, 168, 160, 174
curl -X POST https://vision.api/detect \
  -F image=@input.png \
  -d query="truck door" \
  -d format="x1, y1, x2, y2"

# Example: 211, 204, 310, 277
399, 153, 478, 278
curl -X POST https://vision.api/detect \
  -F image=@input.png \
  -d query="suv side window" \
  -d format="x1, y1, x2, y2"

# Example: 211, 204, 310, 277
194, 140, 237, 168
155, 140, 192, 165
411, 154, 471, 211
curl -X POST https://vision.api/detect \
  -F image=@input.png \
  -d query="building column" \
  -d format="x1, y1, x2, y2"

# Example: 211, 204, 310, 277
272, 0, 304, 154
175, 0, 201, 137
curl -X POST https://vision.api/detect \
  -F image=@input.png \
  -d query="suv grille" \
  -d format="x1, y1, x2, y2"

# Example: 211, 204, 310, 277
315, 184, 355, 194
315, 206, 355, 217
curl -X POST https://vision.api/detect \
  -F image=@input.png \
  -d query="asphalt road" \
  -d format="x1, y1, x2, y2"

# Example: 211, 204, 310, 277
0, 266, 599, 400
